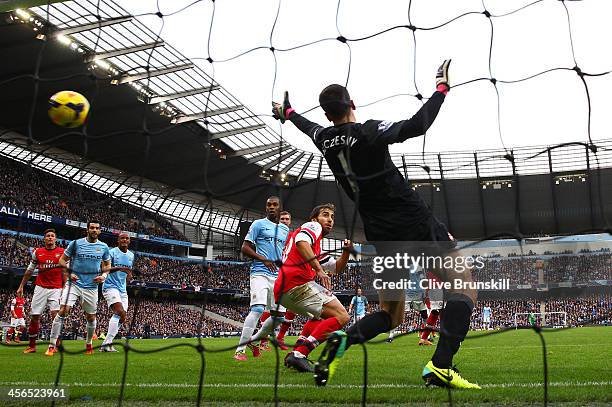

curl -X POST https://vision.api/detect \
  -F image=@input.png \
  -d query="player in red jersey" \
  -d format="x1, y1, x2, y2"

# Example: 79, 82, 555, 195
16, 229, 66, 353
6, 295, 26, 344
272, 203, 353, 372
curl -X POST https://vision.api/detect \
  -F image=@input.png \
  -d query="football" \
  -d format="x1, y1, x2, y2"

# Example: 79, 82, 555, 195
48, 90, 90, 128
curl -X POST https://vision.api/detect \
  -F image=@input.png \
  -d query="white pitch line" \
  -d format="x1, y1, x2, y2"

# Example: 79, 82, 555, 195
0, 381, 609, 390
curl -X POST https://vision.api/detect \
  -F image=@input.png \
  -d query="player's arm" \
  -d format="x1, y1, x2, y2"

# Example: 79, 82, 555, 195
348, 297, 355, 314
364, 60, 451, 145
272, 91, 324, 140
241, 223, 277, 272
10, 300, 17, 318
58, 252, 77, 282
333, 239, 353, 274
94, 259, 112, 283
295, 240, 330, 289
17, 252, 37, 296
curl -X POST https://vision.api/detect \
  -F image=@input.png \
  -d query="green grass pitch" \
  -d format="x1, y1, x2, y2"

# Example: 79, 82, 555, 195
0, 327, 610, 406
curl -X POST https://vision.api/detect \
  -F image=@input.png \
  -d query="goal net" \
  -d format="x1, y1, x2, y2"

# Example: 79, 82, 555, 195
514, 312, 568, 329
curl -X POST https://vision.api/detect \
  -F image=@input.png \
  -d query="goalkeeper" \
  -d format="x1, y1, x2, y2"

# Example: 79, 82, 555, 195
272, 60, 479, 389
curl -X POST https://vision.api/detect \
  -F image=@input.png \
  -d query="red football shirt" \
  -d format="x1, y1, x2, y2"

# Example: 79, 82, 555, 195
11, 297, 25, 318
274, 222, 324, 300
31, 247, 65, 289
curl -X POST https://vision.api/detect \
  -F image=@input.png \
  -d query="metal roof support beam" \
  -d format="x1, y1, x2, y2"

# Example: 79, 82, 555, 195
149, 85, 219, 105
112, 63, 194, 85
296, 154, 314, 183
172, 106, 244, 125
474, 152, 488, 237
261, 150, 300, 171
208, 124, 266, 140
247, 147, 293, 164
281, 152, 305, 174
232, 143, 277, 157
88, 41, 164, 61
54, 16, 132, 36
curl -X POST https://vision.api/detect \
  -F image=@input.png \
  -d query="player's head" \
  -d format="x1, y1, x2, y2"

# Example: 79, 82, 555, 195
279, 211, 291, 227
309, 203, 335, 235
356, 287, 362, 296
319, 84, 355, 122
86, 221, 101, 241
43, 228, 56, 248
265, 196, 281, 221
118, 232, 130, 251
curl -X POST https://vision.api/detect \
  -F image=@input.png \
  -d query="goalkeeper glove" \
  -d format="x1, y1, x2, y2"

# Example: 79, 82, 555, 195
436, 59, 451, 94
272, 91, 294, 123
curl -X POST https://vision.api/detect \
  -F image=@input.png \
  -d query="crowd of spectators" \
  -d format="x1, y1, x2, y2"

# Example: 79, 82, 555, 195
0, 157, 186, 241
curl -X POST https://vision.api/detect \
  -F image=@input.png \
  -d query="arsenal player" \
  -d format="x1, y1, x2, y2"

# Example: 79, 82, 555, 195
6, 294, 26, 344
16, 229, 66, 353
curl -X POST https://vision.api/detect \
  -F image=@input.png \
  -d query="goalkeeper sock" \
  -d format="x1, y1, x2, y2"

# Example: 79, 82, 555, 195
49, 315, 64, 347
104, 314, 121, 345
431, 299, 473, 368
346, 310, 392, 349
86, 319, 97, 345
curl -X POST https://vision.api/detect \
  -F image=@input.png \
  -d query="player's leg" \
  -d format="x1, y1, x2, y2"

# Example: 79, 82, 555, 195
81, 287, 99, 355
235, 275, 267, 359
15, 320, 25, 343
423, 244, 479, 388
276, 310, 295, 348
101, 289, 127, 352
258, 311, 271, 350
47, 285, 77, 355
6, 319, 16, 343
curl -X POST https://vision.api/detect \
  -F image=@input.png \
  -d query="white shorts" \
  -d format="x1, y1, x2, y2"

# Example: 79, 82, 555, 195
10, 318, 25, 327
103, 288, 129, 311
483, 316, 491, 323
280, 281, 336, 319
429, 301, 444, 311
250, 274, 286, 312
31, 286, 62, 315
60, 284, 98, 314
408, 301, 428, 312
355, 313, 365, 321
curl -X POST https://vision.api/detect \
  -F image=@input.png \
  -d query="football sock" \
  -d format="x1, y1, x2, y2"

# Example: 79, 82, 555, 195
300, 319, 322, 338
431, 299, 473, 368
294, 317, 342, 357
421, 310, 440, 340
86, 319, 97, 345
277, 311, 295, 340
104, 314, 121, 346
236, 309, 262, 352
28, 320, 39, 347
49, 315, 64, 347
249, 314, 282, 343
346, 311, 392, 349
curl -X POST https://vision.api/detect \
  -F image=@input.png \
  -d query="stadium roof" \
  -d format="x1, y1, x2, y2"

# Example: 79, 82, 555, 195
0, 1, 611, 240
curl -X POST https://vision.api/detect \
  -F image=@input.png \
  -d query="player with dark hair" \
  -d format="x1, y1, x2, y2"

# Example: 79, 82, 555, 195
47, 221, 111, 356
234, 196, 290, 360
259, 210, 296, 351
17, 229, 65, 353
348, 288, 368, 322
248, 203, 352, 372
272, 60, 480, 388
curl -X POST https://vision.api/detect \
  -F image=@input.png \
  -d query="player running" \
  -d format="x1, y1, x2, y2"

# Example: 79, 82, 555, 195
16, 229, 66, 353
6, 294, 26, 344
348, 288, 368, 323
234, 197, 290, 361
46, 221, 111, 356
272, 60, 480, 388
100, 232, 134, 352
249, 203, 352, 372
259, 210, 296, 351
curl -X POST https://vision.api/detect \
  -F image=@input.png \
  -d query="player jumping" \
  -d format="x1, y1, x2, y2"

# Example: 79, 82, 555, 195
272, 60, 480, 388
100, 232, 134, 352
47, 221, 111, 356
234, 197, 290, 361
17, 229, 66, 353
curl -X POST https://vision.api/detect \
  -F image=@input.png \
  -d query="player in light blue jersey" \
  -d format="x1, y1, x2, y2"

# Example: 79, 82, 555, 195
101, 232, 134, 352
235, 196, 290, 360
482, 306, 492, 330
47, 221, 111, 356
349, 288, 368, 322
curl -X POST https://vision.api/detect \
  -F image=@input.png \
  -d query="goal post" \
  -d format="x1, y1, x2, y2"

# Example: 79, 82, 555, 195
514, 311, 567, 329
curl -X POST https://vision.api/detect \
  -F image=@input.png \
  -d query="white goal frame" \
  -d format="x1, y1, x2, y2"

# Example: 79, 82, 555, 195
514, 312, 567, 328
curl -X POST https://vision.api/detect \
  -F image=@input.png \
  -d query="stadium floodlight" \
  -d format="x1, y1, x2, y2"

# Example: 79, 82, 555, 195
15, 9, 31, 19
56, 34, 71, 46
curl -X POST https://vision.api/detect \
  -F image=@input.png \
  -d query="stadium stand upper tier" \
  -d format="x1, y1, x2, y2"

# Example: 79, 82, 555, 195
0, 157, 187, 241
